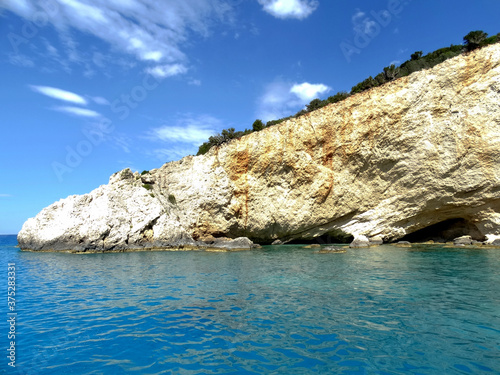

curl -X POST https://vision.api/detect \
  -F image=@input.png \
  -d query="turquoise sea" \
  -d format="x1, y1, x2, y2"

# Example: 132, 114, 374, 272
1, 234, 500, 374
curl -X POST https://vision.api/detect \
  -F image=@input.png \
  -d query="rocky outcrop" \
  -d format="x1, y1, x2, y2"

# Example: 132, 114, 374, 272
18, 44, 500, 251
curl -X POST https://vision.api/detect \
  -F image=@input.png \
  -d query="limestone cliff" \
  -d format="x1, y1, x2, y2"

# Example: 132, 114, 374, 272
18, 44, 500, 251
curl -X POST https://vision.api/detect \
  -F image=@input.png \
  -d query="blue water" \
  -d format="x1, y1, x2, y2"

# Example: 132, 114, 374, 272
1, 235, 500, 374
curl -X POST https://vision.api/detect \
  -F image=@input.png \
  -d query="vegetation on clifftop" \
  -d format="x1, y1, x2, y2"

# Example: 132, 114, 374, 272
196, 30, 499, 156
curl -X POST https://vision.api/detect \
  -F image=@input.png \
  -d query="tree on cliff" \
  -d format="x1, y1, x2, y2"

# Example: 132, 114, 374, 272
411, 51, 423, 60
327, 91, 349, 104
463, 30, 488, 51
252, 119, 264, 131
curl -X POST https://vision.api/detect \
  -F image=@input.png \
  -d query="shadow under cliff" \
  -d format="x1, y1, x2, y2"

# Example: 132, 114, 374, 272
399, 218, 485, 243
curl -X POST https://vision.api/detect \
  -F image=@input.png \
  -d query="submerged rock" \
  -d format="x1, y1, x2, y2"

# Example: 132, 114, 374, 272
318, 246, 347, 254
454, 236, 473, 246
349, 236, 371, 248
18, 44, 500, 252
492, 240, 500, 247
369, 236, 384, 246
395, 241, 412, 248
204, 237, 255, 251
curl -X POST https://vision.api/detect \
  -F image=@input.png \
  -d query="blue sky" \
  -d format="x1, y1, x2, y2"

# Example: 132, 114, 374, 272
1, 0, 499, 234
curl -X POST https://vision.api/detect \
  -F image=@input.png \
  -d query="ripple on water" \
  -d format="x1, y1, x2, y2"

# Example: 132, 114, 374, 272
1, 241, 499, 374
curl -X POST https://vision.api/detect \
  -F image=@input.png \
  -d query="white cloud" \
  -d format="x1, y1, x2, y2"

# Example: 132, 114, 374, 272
0, 0, 35, 17
0, 0, 233, 78
352, 9, 378, 36
113, 135, 131, 153
30, 85, 88, 105
45, 43, 59, 58
258, 0, 318, 19
0, 194, 12, 198
257, 80, 331, 121
147, 114, 222, 145
145, 64, 188, 79
54, 106, 101, 118
145, 114, 224, 161
188, 79, 202, 86
92, 96, 110, 106
151, 148, 196, 162
8, 53, 35, 68
290, 82, 330, 102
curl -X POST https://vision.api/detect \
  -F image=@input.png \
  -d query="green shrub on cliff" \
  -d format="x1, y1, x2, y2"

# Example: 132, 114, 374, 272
306, 98, 325, 112
197, 142, 212, 155
411, 51, 423, 60
327, 91, 350, 104
266, 117, 291, 127
464, 30, 488, 51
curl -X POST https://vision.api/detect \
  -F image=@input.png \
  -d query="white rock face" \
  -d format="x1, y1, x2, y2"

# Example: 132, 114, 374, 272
18, 44, 500, 251
18, 169, 196, 251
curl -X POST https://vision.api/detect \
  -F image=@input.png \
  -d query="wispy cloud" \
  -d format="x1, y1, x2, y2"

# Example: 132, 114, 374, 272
147, 114, 221, 145
258, 0, 318, 20
30, 85, 88, 105
1, 0, 233, 78
42, 38, 60, 58
0, 194, 12, 198
112, 135, 132, 154
145, 64, 188, 79
257, 80, 331, 121
145, 114, 223, 161
188, 79, 202, 86
352, 9, 387, 36
54, 106, 101, 118
8, 53, 35, 68
29, 85, 110, 118
91, 96, 110, 106
151, 147, 198, 162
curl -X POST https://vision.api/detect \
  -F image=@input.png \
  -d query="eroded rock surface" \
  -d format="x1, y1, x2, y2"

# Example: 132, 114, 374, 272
18, 44, 500, 251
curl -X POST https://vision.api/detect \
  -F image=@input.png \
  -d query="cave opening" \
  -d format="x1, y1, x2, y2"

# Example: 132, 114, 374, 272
399, 218, 484, 243
287, 230, 354, 245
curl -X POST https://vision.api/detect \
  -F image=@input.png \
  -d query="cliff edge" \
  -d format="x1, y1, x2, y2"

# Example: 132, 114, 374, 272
18, 44, 500, 251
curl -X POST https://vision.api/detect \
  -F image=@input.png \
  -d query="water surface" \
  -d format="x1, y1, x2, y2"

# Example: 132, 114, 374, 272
1, 235, 499, 374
